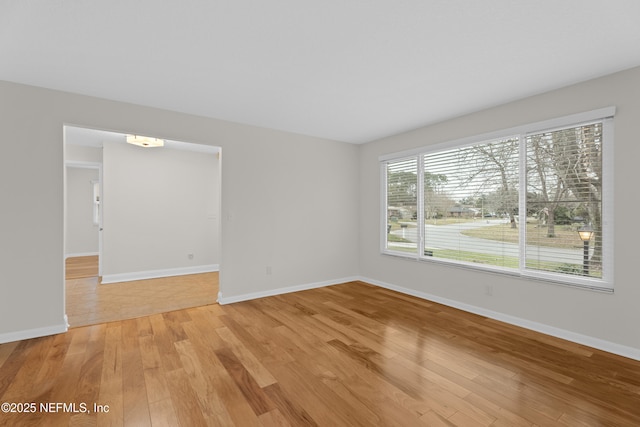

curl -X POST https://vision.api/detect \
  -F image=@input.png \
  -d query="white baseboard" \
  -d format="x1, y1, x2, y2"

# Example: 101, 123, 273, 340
101, 264, 219, 284
218, 276, 360, 305
0, 322, 68, 345
65, 252, 99, 259
361, 276, 640, 362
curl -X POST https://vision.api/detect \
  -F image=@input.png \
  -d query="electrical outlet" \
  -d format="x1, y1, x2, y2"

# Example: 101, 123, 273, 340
485, 285, 493, 296
266, 266, 272, 275
188, 253, 194, 260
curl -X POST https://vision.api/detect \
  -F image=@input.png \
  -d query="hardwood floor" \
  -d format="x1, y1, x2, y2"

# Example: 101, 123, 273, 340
2, 281, 639, 426
65, 255, 99, 279
65, 256, 218, 327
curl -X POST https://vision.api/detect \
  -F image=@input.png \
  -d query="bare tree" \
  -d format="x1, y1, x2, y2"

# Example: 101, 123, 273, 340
460, 139, 520, 228
551, 124, 603, 267
387, 170, 417, 209
526, 123, 603, 268
526, 135, 568, 237
423, 172, 449, 219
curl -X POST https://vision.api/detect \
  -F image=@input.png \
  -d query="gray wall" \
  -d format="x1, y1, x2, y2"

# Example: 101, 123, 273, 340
65, 166, 99, 256
101, 141, 219, 278
0, 80, 360, 341
359, 66, 640, 355
65, 144, 103, 164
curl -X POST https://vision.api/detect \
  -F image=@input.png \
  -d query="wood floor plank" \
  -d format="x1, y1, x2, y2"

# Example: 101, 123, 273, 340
312, 311, 398, 358
262, 383, 318, 427
121, 319, 151, 427
141, 365, 171, 408
136, 316, 154, 338
272, 320, 438, 422
65, 255, 99, 279
220, 313, 296, 366
0, 341, 19, 370
97, 324, 124, 427
215, 326, 278, 388
391, 353, 471, 399
258, 408, 293, 427
447, 410, 491, 427
419, 410, 457, 427
179, 320, 261, 426
172, 339, 236, 426
2, 281, 640, 426
1, 336, 57, 401
268, 361, 362, 427
138, 335, 173, 406
314, 342, 438, 418
259, 298, 336, 344
214, 346, 274, 416
165, 368, 209, 427
462, 392, 534, 427
28, 334, 75, 409
147, 313, 184, 372
69, 324, 106, 426
185, 304, 226, 329
148, 398, 180, 427
45, 346, 88, 426
272, 324, 354, 379
316, 368, 411, 427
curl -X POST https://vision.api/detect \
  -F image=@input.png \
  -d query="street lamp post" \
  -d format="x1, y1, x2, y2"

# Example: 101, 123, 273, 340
578, 225, 594, 276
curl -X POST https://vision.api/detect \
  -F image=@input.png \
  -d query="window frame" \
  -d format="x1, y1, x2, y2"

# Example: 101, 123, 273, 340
380, 107, 615, 292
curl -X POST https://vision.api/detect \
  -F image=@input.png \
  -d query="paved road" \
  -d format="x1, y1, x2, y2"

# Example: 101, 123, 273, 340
391, 219, 587, 264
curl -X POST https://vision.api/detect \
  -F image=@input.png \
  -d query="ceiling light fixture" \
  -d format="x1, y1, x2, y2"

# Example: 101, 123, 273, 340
125, 134, 164, 148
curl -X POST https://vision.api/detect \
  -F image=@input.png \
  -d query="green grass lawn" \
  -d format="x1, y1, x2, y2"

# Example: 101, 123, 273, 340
461, 221, 585, 249
389, 217, 476, 231
425, 217, 480, 226
387, 221, 416, 232
386, 218, 600, 277
390, 218, 585, 250
387, 234, 413, 243
385, 245, 598, 277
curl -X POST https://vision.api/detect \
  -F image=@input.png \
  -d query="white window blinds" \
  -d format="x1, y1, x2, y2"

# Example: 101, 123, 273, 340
381, 109, 613, 291
525, 122, 604, 279
422, 138, 519, 268
385, 157, 418, 253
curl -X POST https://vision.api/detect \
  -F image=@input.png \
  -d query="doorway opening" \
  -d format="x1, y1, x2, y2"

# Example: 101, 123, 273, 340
63, 125, 221, 327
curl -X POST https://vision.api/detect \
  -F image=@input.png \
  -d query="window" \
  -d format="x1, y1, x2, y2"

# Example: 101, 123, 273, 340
381, 108, 614, 291
385, 157, 418, 253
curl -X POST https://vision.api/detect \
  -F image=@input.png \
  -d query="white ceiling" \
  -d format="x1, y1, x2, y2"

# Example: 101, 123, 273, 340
3, 1, 640, 144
